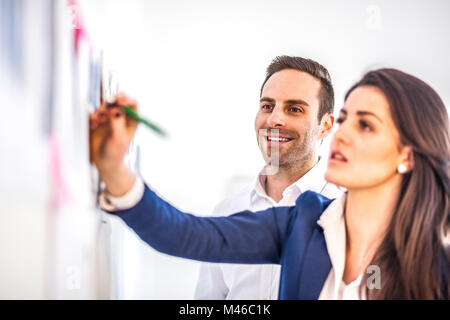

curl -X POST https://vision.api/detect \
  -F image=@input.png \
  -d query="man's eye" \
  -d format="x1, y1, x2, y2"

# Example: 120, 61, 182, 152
336, 117, 345, 124
290, 107, 303, 113
261, 104, 272, 110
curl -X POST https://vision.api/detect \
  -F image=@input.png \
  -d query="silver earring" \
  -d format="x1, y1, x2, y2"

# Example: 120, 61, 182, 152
397, 164, 407, 174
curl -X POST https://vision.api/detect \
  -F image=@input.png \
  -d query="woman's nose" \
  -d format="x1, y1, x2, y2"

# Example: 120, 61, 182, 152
333, 121, 351, 145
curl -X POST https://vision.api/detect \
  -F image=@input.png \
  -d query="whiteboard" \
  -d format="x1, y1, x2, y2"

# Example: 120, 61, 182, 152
0, 0, 109, 299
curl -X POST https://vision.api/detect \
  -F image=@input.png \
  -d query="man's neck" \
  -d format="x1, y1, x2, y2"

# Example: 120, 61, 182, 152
264, 157, 318, 203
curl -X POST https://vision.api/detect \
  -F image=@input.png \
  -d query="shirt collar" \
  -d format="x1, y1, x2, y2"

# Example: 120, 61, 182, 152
317, 192, 347, 230
294, 156, 329, 194
252, 174, 269, 201
250, 156, 328, 204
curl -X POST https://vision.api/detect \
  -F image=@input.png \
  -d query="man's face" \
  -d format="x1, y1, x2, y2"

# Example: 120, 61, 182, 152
255, 69, 323, 169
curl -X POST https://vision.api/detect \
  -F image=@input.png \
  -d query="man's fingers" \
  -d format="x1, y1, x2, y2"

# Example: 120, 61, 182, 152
115, 92, 138, 112
89, 94, 138, 164
89, 117, 98, 130
107, 93, 139, 139
89, 112, 98, 130
89, 93, 139, 170
98, 109, 108, 123
109, 107, 127, 140
89, 120, 111, 163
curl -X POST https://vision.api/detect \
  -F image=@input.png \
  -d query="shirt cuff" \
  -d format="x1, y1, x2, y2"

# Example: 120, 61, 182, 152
99, 176, 145, 211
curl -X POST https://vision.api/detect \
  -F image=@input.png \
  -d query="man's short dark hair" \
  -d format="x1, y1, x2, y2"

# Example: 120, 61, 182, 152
260, 56, 334, 121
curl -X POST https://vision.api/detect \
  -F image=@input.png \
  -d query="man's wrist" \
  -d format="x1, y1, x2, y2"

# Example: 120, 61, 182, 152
99, 175, 145, 211
99, 164, 136, 197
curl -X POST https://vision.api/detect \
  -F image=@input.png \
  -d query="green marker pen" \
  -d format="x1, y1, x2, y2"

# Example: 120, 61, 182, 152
122, 106, 167, 137
107, 102, 167, 137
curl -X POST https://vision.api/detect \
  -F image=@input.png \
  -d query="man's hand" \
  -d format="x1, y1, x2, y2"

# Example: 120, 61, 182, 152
89, 93, 139, 196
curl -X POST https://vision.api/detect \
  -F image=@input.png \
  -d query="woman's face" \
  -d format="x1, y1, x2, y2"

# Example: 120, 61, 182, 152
325, 85, 406, 190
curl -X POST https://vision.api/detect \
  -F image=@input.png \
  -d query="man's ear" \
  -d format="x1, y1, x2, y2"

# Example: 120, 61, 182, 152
319, 113, 334, 140
398, 146, 415, 173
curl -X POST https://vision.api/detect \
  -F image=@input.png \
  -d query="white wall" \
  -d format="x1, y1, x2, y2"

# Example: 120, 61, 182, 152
80, 0, 450, 299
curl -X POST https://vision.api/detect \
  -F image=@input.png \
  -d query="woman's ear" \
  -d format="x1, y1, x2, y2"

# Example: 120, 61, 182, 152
319, 113, 334, 140
397, 146, 414, 173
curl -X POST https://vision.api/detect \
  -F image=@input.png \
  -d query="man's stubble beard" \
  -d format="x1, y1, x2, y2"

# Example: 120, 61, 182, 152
266, 129, 317, 174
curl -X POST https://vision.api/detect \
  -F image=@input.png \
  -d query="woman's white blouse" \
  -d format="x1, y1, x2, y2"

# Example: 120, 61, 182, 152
317, 194, 366, 300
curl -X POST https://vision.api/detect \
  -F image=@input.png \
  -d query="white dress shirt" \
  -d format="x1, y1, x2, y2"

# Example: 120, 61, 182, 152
194, 157, 343, 300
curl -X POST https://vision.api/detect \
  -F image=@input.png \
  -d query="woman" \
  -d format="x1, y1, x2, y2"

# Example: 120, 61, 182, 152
324, 69, 450, 299
92, 69, 450, 299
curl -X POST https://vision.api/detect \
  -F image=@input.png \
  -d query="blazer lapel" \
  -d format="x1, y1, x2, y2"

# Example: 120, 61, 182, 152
298, 225, 332, 299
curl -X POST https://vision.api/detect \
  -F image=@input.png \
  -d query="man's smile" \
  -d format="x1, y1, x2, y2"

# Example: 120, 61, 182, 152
264, 133, 294, 146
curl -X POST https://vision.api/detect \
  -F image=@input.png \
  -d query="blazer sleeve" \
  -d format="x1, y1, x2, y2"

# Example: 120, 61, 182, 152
106, 184, 295, 265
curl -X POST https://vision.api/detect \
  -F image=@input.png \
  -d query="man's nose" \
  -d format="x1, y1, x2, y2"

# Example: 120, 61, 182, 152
267, 106, 286, 128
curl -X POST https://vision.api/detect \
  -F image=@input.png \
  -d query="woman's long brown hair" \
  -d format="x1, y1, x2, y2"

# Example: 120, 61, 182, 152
345, 69, 450, 299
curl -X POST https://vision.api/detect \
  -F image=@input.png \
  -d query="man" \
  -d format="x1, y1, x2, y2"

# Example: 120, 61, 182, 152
194, 56, 342, 300
90, 56, 342, 300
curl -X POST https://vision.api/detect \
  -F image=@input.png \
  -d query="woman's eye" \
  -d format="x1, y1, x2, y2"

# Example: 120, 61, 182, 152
359, 120, 373, 131
336, 117, 345, 124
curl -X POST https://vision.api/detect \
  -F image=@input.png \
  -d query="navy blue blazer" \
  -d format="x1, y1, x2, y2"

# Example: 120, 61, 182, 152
110, 185, 335, 300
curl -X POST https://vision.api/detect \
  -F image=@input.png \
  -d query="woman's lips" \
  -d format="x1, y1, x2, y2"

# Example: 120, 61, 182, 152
329, 150, 348, 163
